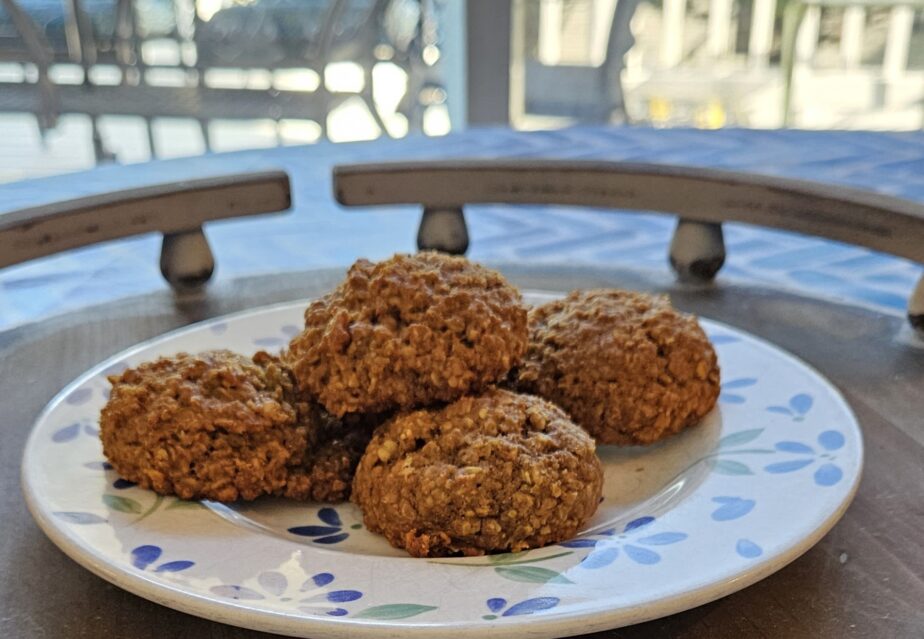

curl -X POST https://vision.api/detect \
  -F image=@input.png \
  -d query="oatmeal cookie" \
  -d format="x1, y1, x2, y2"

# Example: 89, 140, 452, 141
100, 350, 308, 501
515, 290, 720, 446
282, 410, 381, 502
285, 252, 528, 416
351, 389, 603, 557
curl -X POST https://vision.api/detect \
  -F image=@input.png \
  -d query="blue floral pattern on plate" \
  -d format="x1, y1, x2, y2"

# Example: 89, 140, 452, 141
766, 393, 814, 421
564, 516, 688, 568
131, 544, 194, 573
766, 430, 845, 486
288, 507, 351, 545
482, 597, 560, 620
212, 571, 363, 616
21, 301, 864, 637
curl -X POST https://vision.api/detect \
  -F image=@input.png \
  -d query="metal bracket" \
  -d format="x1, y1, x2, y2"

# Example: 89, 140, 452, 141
160, 228, 215, 294
417, 207, 469, 254
669, 219, 726, 282
1, 171, 291, 293
909, 275, 924, 332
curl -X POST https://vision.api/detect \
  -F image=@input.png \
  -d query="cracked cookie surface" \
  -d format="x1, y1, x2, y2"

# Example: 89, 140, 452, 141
351, 389, 603, 557
285, 252, 528, 416
101, 350, 375, 502
515, 290, 720, 445
100, 350, 309, 502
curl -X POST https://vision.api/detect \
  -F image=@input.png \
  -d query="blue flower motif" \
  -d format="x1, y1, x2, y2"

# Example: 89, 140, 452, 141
52, 419, 98, 443
711, 497, 756, 521
209, 322, 228, 335
288, 507, 351, 544
563, 517, 687, 569
65, 387, 93, 405
130, 544, 194, 573
253, 336, 287, 348
252, 324, 301, 349
766, 393, 813, 421
720, 378, 757, 404
482, 597, 560, 620
211, 570, 362, 616
52, 423, 81, 443
736, 539, 763, 559
764, 430, 844, 486
280, 324, 301, 338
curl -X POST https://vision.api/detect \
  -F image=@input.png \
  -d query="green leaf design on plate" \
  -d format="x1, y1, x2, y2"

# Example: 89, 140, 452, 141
718, 428, 764, 449
488, 551, 528, 564
427, 550, 572, 567
354, 604, 438, 620
165, 499, 204, 510
711, 459, 754, 475
102, 494, 142, 514
495, 566, 573, 584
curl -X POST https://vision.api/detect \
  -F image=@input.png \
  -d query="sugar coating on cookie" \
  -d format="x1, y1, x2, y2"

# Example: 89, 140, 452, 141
516, 290, 720, 446
285, 252, 528, 416
351, 389, 603, 557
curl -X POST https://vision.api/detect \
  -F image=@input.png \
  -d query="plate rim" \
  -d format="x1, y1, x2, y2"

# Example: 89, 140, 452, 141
20, 295, 865, 638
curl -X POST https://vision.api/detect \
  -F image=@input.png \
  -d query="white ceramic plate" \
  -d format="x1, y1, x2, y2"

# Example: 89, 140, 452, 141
21, 294, 863, 638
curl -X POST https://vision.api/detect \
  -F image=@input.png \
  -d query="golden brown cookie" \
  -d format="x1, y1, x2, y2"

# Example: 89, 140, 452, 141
282, 410, 382, 502
100, 350, 308, 502
351, 389, 603, 557
515, 290, 720, 446
285, 252, 528, 416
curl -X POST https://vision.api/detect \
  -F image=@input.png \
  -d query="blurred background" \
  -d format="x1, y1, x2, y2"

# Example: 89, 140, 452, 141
1, 0, 922, 183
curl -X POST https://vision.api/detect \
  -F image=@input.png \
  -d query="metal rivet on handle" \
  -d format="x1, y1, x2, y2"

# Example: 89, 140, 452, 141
417, 206, 469, 255
160, 228, 215, 294
669, 219, 726, 282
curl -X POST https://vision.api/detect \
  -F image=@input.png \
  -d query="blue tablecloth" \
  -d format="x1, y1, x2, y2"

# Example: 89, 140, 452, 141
2, 127, 923, 330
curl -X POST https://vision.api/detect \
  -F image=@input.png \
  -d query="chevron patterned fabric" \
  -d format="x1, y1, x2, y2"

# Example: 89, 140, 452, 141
1, 127, 922, 330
